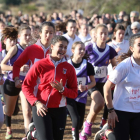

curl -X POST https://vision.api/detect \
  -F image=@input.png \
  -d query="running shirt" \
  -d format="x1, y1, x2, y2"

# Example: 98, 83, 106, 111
1, 50, 9, 80
13, 40, 50, 79
108, 39, 129, 57
78, 34, 91, 43
8, 44, 29, 82
68, 59, 94, 104
63, 33, 81, 59
85, 42, 117, 83
107, 39, 129, 74
109, 56, 140, 112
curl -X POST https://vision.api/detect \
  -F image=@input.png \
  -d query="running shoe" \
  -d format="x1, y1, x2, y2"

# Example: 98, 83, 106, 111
5, 131, 12, 139
27, 131, 34, 140
100, 118, 107, 129
94, 123, 112, 140
79, 132, 87, 140
29, 122, 36, 131
27, 122, 36, 140
22, 137, 27, 140
82, 120, 92, 136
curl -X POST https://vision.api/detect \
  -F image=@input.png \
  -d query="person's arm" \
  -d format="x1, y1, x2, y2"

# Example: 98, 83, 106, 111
104, 61, 128, 128
22, 62, 39, 106
110, 57, 117, 67
104, 80, 118, 128
1, 46, 17, 71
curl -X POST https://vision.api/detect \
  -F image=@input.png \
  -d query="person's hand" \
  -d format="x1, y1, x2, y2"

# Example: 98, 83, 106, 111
78, 85, 87, 92
115, 47, 121, 53
20, 65, 29, 73
50, 79, 63, 91
36, 102, 48, 117
15, 79, 22, 88
108, 111, 119, 128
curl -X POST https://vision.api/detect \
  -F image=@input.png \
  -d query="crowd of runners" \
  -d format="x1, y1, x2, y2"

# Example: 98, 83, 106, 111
0, 9, 140, 140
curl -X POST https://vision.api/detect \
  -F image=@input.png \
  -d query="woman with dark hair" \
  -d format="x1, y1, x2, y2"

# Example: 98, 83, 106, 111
104, 33, 140, 140
22, 35, 77, 140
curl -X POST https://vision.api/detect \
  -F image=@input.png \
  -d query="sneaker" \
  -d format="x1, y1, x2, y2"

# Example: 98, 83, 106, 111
94, 123, 112, 140
27, 130, 34, 140
83, 120, 92, 136
5, 131, 12, 139
100, 118, 107, 129
29, 122, 35, 131
22, 137, 27, 140
79, 132, 87, 140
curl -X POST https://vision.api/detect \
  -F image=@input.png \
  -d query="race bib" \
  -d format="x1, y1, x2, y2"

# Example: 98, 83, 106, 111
77, 77, 86, 86
125, 87, 140, 102
94, 66, 107, 78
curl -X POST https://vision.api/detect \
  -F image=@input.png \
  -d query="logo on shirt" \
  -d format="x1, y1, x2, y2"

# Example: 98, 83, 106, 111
63, 68, 67, 74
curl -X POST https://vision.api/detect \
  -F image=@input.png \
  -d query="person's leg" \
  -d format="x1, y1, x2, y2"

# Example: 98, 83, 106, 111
32, 106, 53, 140
0, 99, 4, 129
52, 107, 67, 140
3, 79, 20, 116
67, 98, 80, 140
130, 113, 140, 140
76, 101, 85, 130
20, 91, 31, 134
114, 110, 130, 140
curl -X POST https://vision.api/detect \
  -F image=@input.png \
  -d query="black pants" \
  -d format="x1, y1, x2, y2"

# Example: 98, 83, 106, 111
32, 106, 66, 140
114, 110, 140, 140
67, 98, 85, 140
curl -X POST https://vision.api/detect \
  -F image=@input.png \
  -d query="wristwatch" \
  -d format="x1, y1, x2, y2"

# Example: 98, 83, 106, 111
59, 87, 64, 93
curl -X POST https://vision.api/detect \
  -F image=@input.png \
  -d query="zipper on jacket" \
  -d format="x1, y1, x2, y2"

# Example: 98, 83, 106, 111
46, 66, 57, 107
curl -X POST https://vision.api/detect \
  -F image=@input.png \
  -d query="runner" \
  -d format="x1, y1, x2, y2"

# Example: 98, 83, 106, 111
100, 24, 129, 129
79, 24, 117, 140
104, 33, 140, 140
67, 41, 96, 140
63, 19, 81, 59
13, 21, 55, 140
0, 25, 31, 138
78, 24, 91, 43
22, 35, 78, 140
0, 26, 20, 139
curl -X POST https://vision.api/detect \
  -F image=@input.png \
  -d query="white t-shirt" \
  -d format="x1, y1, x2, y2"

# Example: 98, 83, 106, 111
63, 33, 81, 59
108, 39, 129, 57
78, 34, 91, 43
109, 56, 140, 112
107, 39, 129, 74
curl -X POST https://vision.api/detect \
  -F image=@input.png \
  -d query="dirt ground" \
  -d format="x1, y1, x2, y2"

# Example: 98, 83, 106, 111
0, 96, 103, 140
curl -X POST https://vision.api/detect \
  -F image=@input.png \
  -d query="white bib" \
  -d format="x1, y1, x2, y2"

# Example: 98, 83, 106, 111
77, 77, 86, 86
94, 66, 107, 78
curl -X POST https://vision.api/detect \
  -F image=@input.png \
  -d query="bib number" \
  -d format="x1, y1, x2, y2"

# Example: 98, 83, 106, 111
77, 77, 86, 86
94, 66, 107, 78
125, 87, 140, 102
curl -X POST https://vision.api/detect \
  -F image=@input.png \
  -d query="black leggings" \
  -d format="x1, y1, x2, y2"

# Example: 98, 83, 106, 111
114, 110, 140, 140
0, 85, 19, 127
32, 106, 66, 140
67, 98, 85, 140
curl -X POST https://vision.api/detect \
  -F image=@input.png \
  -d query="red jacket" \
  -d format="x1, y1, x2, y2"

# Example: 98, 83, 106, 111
22, 55, 78, 108
13, 40, 50, 79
